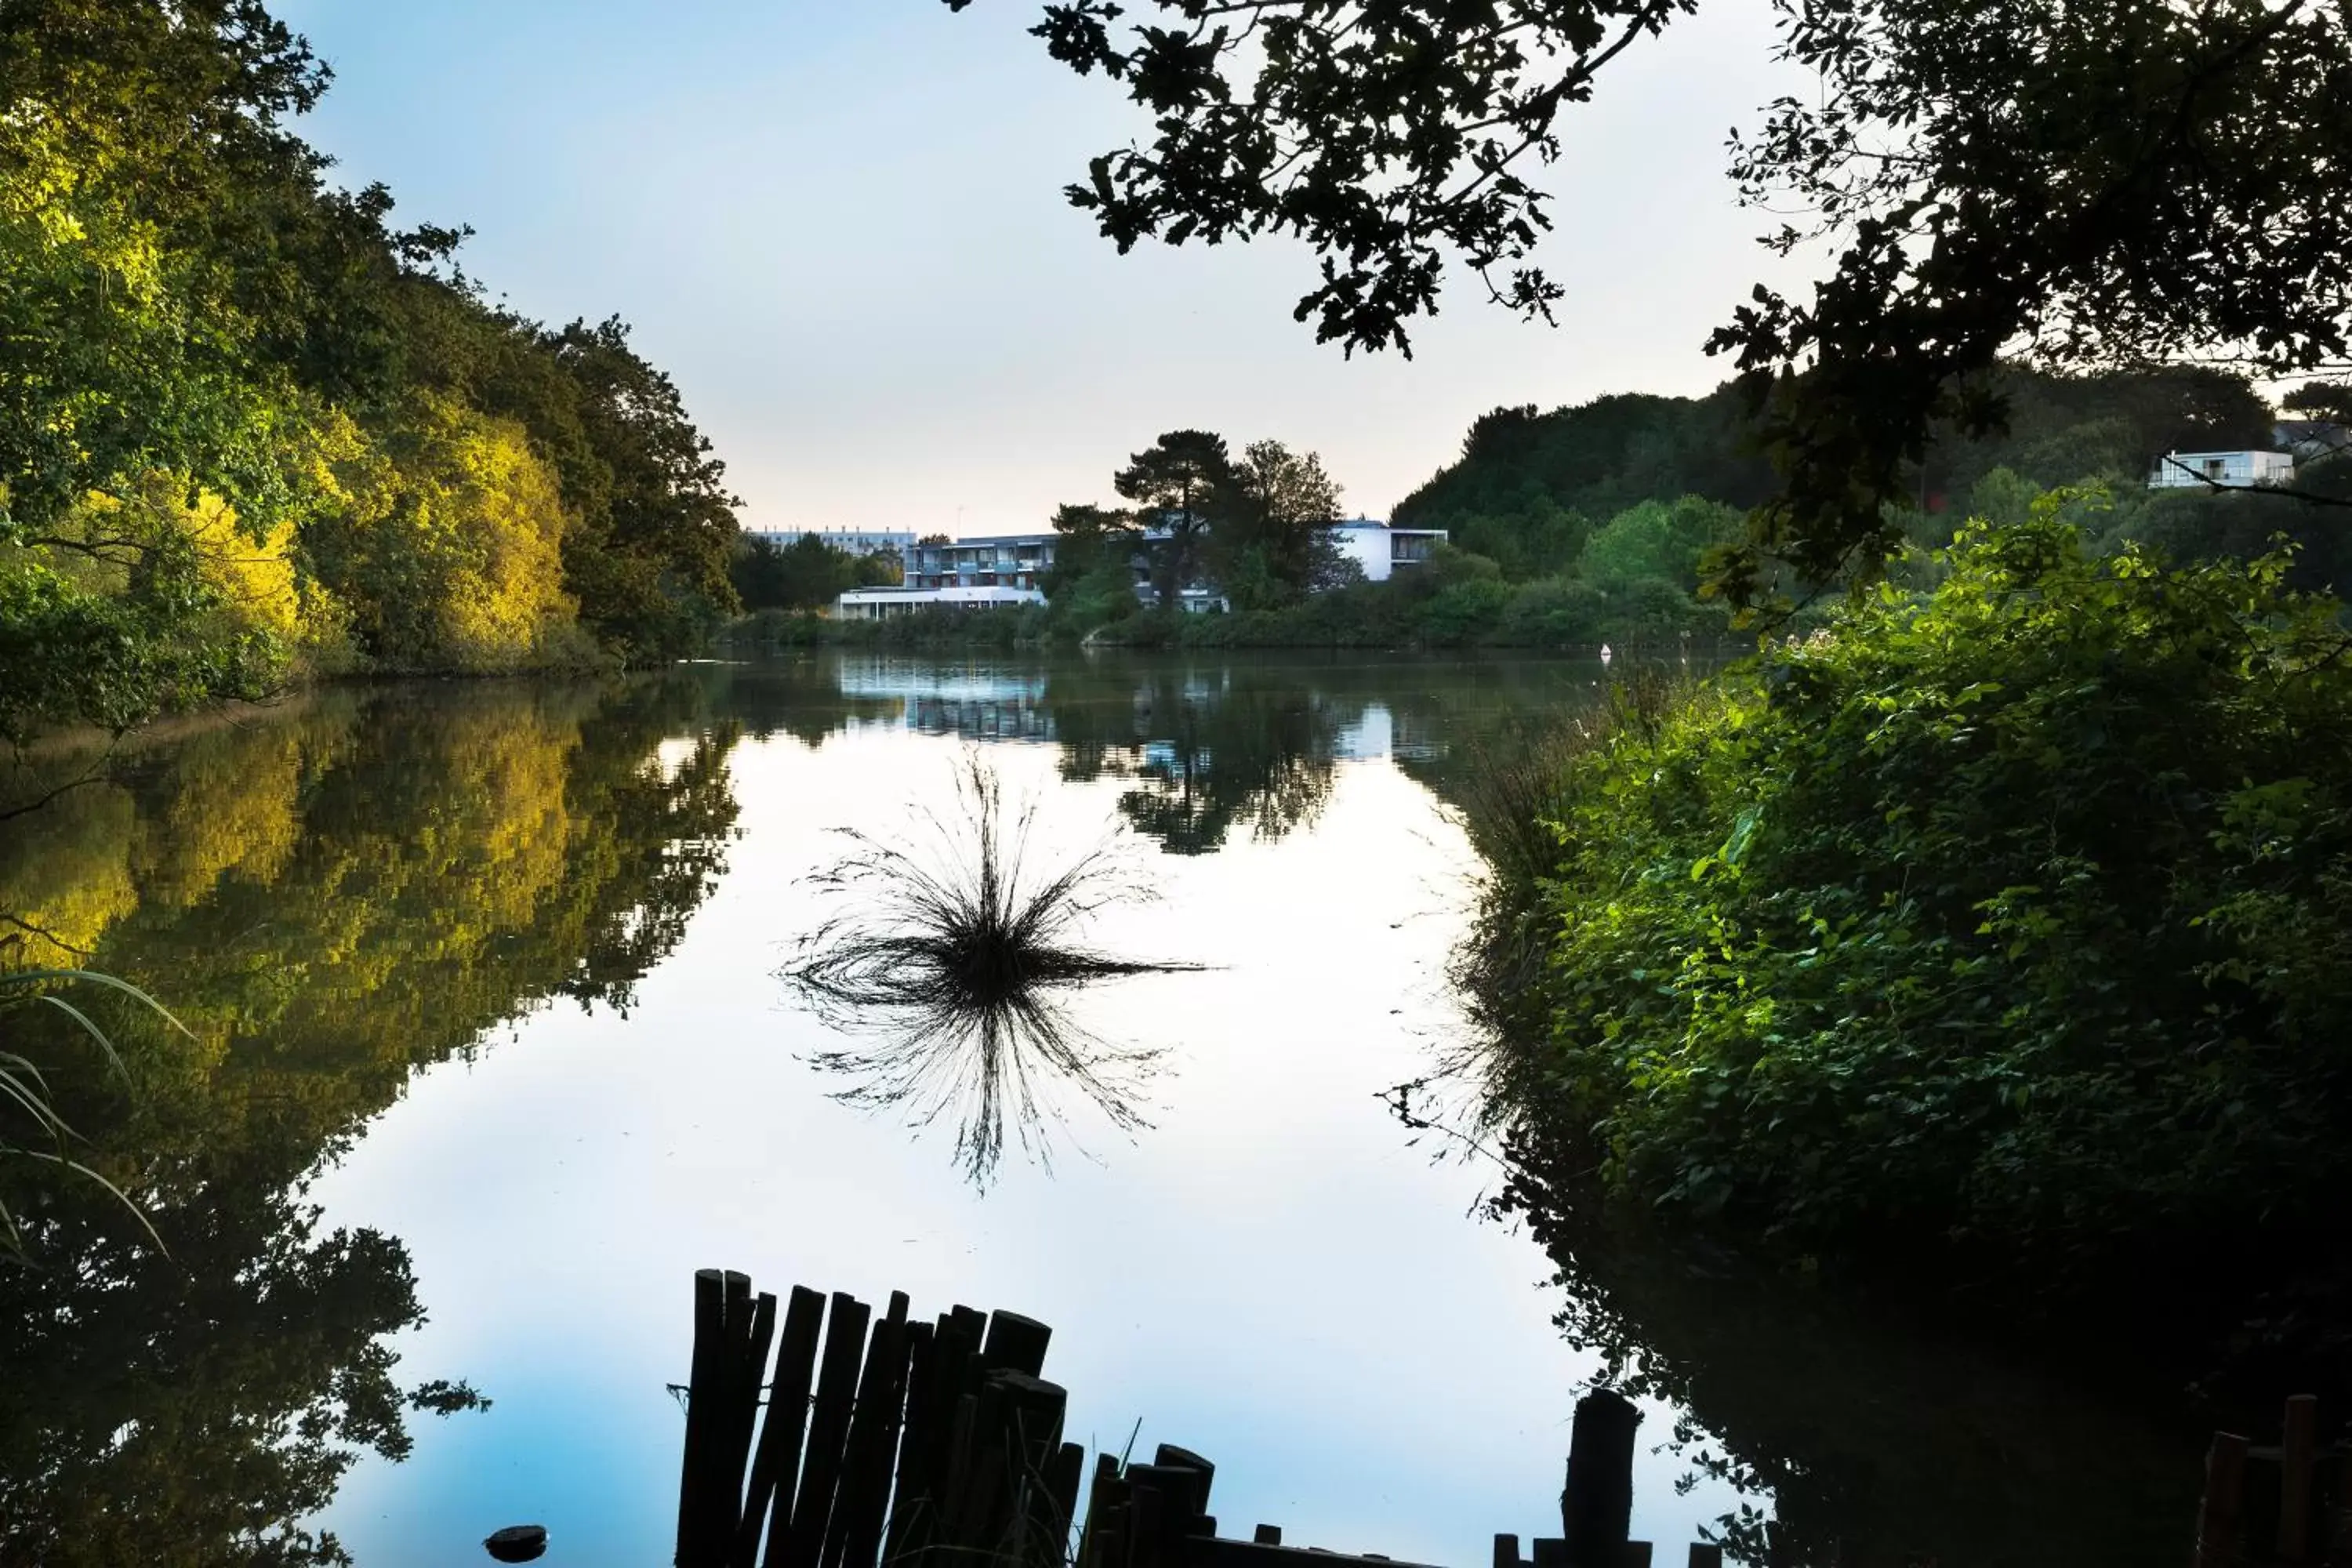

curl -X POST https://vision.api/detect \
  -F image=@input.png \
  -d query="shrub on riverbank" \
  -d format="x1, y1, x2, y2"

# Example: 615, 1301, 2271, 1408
716, 562, 1730, 654
1477, 508, 2352, 1277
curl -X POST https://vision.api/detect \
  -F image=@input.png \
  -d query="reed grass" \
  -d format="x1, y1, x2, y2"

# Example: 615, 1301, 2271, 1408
784, 753, 1202, 1185
0, 968, 179, 1260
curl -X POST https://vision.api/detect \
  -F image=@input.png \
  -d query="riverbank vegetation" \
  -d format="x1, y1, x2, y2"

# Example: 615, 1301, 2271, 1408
724, 359, 2345, 656
1460, 503, 2352, 1359
0, 2, 740, 742
723, 418, 1751, 651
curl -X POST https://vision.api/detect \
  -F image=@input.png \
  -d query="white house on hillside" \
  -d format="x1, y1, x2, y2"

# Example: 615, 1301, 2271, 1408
2147, 450, 2296, 490
1327, 518, 1448, 581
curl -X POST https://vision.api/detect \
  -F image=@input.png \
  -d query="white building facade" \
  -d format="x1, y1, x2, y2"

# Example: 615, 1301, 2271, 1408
835, 583, 1045, 620
1326, 518, 1448, 581
2147, 451, 2296, 490
831, 519, 1450, 617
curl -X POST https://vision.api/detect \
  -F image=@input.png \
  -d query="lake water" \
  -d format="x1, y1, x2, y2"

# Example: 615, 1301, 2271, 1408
0, 653, 2202, 1568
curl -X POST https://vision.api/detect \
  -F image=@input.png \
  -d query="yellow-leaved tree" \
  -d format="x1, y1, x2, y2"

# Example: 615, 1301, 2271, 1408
308, 396, 598, 673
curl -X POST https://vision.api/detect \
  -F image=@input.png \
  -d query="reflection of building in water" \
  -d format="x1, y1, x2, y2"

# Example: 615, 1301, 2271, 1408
1330, 703, 1442, 762
833, 659, 1056, 742
903, 695, 1054, 742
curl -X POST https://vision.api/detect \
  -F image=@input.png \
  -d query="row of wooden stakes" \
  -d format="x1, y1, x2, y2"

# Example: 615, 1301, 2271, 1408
672, 1269, 1771, 1568
2194, 1395, 2352, 1566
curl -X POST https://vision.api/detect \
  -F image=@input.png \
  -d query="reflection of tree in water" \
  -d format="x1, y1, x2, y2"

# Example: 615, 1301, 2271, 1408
699, 651, 1628, 858
688, 655, 906, 750
1487, 1163, 2201, 1567
785, 756, 1196, 1187
0, 674, 739, 1566
1051, 666, 1348, 855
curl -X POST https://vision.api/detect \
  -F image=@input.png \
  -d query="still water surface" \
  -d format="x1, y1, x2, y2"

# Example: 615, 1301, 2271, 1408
0, 653, 2201, 1567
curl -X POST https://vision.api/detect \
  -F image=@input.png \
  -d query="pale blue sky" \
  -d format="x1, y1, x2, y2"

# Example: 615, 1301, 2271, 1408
277, 2, 1812, 535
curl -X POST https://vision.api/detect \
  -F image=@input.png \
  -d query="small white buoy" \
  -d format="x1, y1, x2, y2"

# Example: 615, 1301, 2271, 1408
1599, 642, 1614, 666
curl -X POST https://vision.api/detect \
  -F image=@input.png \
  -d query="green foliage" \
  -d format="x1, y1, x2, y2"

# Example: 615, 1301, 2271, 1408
1395, 366, 2289, 600
0, 553, 290, 742
1494, 505, 2352, 1271
0, 2, 740, 735
1393, 391, 1775, 575
1577, 495, 1743, 589
532, 318, 742, 659
1213, 440, 1349, 608
731, 533, 899, 613
304, 395, 593, 672
1114, 430, 1234, 602
969, 0, 2352, 607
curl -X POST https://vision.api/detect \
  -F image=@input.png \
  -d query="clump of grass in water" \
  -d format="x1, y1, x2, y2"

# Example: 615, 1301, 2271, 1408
783, 753, 1202, 1187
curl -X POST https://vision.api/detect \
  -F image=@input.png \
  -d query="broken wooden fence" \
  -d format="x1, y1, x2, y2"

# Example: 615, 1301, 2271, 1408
2194, 1395, 2352, 1567
673, 1268, 1816, 1568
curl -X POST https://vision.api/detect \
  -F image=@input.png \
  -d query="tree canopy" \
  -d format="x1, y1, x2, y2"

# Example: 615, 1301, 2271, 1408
731, 532, 901, 612
1112, 428, 1236, 600
0, 0, 742, 739
952, 0, 2352, 604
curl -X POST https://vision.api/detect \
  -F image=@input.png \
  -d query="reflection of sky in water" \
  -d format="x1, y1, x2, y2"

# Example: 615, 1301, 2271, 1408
310, 686, 1746, 1566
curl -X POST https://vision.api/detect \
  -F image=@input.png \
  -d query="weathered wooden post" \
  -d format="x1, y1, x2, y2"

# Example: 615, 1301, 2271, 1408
681, 1269, 763, 1568
779, 1293, 871, 1568
826, 1292, 912, 1568
1561, 1390, 1640, 1568
678, 1270, 727, 1566
2194, 1431, 2249, 1568
738, 1286, 825, 1568
984, 1308, 1054, 1377
1044, 1438, 1087, 1555
1076, 1451, 1124, 1568
2281, 1394, 2319, 1562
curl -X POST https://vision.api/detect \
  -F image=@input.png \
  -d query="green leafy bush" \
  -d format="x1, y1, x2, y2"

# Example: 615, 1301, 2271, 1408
1499, 506, 2352, 1269
1500, 578, 1607, 646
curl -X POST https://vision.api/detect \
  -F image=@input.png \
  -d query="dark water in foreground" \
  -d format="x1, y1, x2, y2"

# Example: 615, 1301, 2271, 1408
0, 653, 2201, 1567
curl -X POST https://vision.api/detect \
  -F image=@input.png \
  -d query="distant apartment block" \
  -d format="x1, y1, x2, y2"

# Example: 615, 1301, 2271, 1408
748, 527, 916, 558
904, 534, 1055, 592
2147, 450, 2296, 490
835, 583, 1046, 620
835, 533, 1056, 619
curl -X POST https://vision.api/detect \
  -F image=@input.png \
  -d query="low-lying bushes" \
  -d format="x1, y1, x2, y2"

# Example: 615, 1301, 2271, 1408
716, 564, 1730, 654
